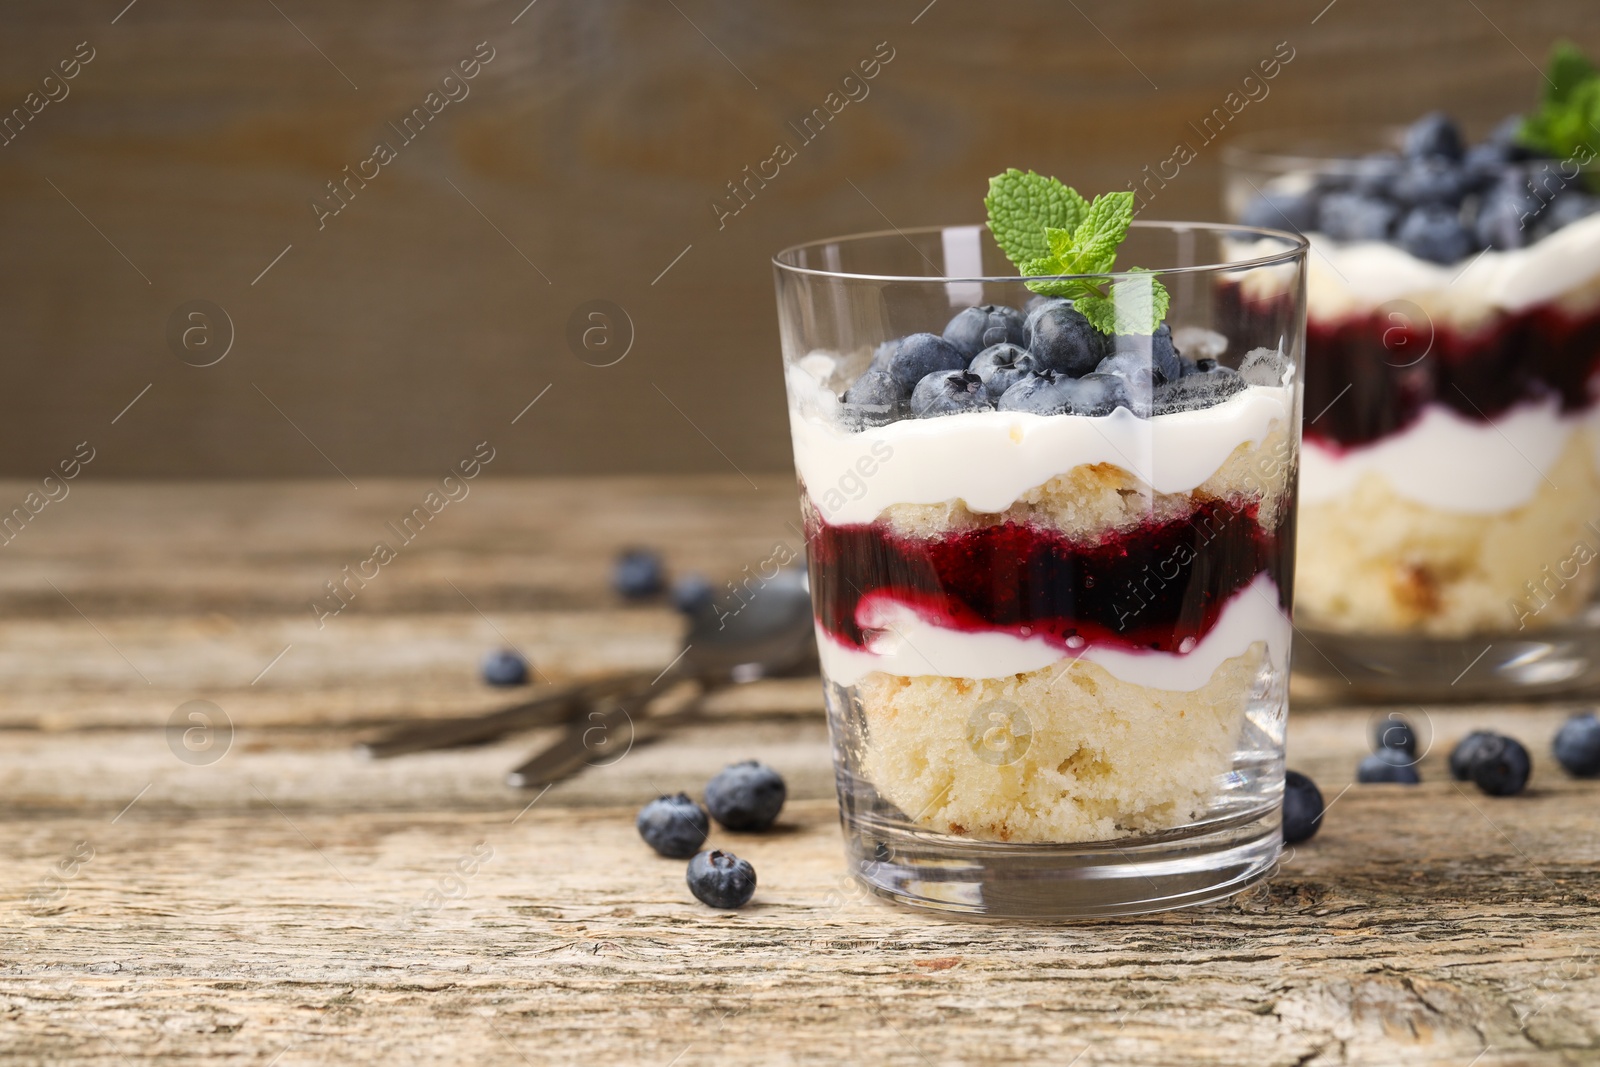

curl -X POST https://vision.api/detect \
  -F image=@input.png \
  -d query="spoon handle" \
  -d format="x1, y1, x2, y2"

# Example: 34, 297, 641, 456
356, 670, 656, 759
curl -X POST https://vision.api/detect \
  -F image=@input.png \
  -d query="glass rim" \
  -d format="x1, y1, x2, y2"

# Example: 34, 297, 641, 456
771, 219, 1308, 284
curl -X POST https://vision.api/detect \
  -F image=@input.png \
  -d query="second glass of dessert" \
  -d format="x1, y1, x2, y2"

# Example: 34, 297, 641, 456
1226, 46, 1600, 696
773, 172, 1308, 917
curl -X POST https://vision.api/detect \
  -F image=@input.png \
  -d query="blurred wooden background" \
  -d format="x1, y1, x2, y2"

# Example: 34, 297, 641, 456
1, 0, 1595, 477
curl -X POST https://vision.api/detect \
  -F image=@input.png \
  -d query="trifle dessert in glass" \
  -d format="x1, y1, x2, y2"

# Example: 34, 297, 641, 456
1225, 43, 1600, 696
772, 171, 1308, 917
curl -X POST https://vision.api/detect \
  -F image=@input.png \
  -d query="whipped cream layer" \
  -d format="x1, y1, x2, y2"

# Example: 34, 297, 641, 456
816, 572, 1290, 693
786, 362, 1294, 526
1303, 398, 1600, 514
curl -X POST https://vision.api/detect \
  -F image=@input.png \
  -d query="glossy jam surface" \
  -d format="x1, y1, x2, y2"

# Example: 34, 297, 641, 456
808, 501, 1294, 655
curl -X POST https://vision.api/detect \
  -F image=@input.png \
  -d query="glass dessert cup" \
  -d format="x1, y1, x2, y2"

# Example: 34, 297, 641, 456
772, 221, 1308, 918
1225, 126, 1600, 699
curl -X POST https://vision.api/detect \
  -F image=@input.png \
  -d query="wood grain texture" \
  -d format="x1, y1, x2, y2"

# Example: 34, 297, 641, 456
0, 1, 1596, 477
2, 477, 1599, 1065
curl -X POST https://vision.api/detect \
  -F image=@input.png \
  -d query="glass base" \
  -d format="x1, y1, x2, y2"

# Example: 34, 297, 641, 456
840, 804, 1282, 920
1293, 617, 1600, 700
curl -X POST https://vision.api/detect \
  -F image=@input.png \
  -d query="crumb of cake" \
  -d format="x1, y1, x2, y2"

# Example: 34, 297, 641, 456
1297, 432, 1600, 636
854, 645, 1269, 844
878, 425, 1293, 540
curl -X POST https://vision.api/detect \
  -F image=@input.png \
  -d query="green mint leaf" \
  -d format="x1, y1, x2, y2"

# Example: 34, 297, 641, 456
984, 169, 1088, 270
1547, 41, 1595, 107
1072, 191, 1135, 266
1071, 271, 1169, 335
1519, 40, 1600, 182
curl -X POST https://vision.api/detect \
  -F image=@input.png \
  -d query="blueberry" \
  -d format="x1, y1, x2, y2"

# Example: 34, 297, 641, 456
1240, 188, 1318, 233
1357, 747, 1420, 784
613, 548, 665, 599
1554, 713, 1600, 777
1023, 295, 1069, 316
1150, 365, 1246, 415
968, 343, 1034, 398
1469, 734, 1531, 796
1449, 730, 1497, 781
885, 333, 966, 389
686, 849, 757, 909
1475, 182, 1537, 250
670, 573, 714, 615
867, 338, 899, 374
1462, 142, 1512, 191
842, 368, 907, 418
997, 370, 1078, 415
1350, 153, 1403, 198
1074, 372, 1136, 416
636, 793, 710, 858
1282, 770, 1325, 845
1486, 113, 1526, 150
1402, 111, 1464, 162
942, 304, 1027, 359
1393, 157, 1468, 207
480, 648, 529, 687
1397, 205, 1472, 265
704, 760, 786, 831
1095, 351, 1159, 396
1025, 304, 1108, 377
1372, 714, 1418, 757
910, 370, 993, 418
1317, 193, 1399, 241
1112, 322, 1182, 383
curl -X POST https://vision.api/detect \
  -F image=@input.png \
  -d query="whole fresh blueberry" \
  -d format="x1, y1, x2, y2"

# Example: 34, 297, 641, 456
885, 333, 966, 390
1475, 182, 1537, 250
636, 793, 710, 858
480, 648, 529, 687
1150, 365, 1247, 415
968, 343, 1034, 398
842, 368, 906, 411
686, 849, 757, 909
1486, 113, 1526, 151
1095, 351, 1158, 395
1372, 714, 1418, 757
1112, 322, 1183, 383
1282, 769, 1325, 845
1469, 734, 1531, 796
1397, 205, 1472, 265
867, 338, 899, 374
1462, 142, 1513, 191
1074, 372, 1136, 416
1357, 747, 1420, 784
1449, 730, 1497, 781
613, 548, 665, 599
1317, 193, 1400, 242
1350, 153, 1403, 198
670, 573, 714, 615
910, 370, 993, 418
942, 304, 1027, 359
997, 370, 1078, 415
1393, 157, 1468, 207
1026, 304, 1108, 377
1402, 111, 1464, 162
1240, 188, 1318, 233
704, 760, 787, 831
1553, 712, 1600, 777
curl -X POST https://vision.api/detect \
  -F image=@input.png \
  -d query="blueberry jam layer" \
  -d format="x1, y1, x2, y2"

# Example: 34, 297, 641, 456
1217, 283, 1600, 450
807, 501, 1294, 657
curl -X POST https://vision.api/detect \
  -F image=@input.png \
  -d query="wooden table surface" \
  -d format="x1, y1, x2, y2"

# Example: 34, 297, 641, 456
3, 478, 1598, 1066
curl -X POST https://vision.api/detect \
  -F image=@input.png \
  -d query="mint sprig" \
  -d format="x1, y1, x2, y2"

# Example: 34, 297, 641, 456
1518, 41, 1600, 189
984, 170, 1168, 335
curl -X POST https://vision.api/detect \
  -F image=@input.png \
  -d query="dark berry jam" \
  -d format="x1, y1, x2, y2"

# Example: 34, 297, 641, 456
807, 501, 1293, 656
1217, 281, 1600, 450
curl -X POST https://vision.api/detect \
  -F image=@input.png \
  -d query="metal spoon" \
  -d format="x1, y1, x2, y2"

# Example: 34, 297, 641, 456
504, 567, 816, 789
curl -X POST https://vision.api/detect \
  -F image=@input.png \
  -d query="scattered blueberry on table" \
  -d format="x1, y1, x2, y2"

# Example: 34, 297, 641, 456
705, 760, 787, 832
1357, 747, 1421, 785
1468, 734, 1532, 797
686, 849, 757, 910
612, 547, 666, 599
1372, 714, 1418, 757
1449, 730, 1497, 781
636, 793, 711, 859
1554, 712, 1600, 778
670, 572, 714, 615
1282, 770, 1325, 845
479, 648, 529, 687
